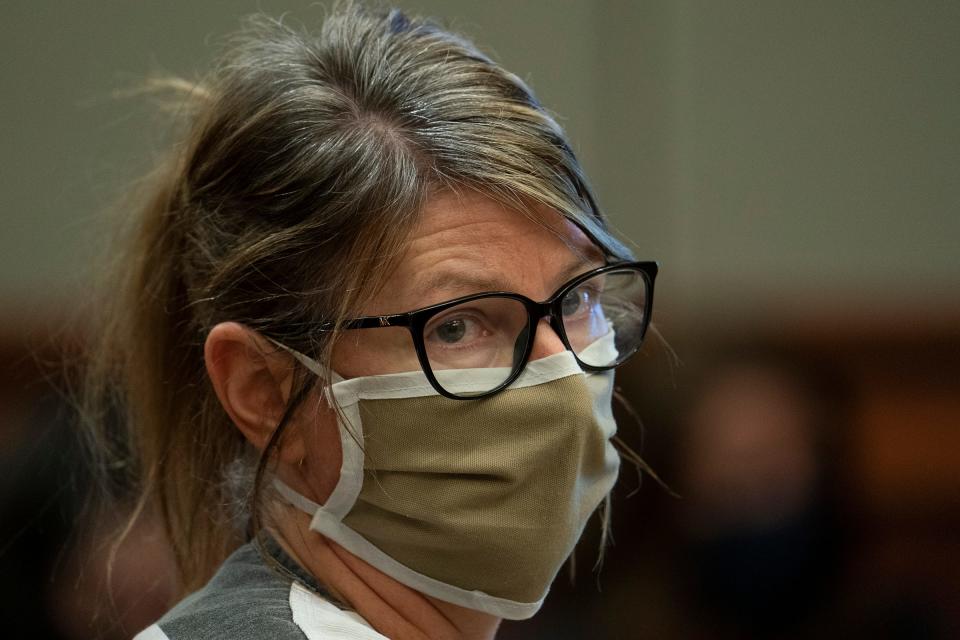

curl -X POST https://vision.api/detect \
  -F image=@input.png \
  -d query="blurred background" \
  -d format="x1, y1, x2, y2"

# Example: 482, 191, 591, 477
1, 1, 958, 638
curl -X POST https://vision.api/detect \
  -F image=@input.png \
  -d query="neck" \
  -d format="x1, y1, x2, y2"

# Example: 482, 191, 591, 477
268, 507, 501, 640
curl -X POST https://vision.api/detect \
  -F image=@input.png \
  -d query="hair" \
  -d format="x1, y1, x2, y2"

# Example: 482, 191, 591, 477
78, 0, 632, 597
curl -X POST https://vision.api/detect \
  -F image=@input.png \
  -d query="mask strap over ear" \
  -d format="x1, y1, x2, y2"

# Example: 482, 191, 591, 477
272, 477, 322, 514
263, 335, 365, 520
265, 336, 325, 377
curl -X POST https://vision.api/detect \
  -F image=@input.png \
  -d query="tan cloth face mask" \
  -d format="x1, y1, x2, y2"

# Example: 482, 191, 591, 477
273, 337, 621, 620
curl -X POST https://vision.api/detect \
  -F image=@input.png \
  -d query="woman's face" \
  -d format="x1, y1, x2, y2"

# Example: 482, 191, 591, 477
331, 189, 605, 378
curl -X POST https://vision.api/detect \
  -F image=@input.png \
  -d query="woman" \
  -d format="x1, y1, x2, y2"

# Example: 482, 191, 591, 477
82, 3, 657, 638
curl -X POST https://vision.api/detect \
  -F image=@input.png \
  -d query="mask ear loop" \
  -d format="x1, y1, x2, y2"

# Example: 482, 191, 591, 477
265, 336, 366, 450
264, 336, 372, 520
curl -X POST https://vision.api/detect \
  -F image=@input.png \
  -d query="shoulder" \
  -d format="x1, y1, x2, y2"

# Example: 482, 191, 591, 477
133, 543, 386, 640
134, 543, 304, 640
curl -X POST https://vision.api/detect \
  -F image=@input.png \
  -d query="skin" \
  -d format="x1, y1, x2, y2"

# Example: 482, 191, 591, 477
204, 189, 604, 639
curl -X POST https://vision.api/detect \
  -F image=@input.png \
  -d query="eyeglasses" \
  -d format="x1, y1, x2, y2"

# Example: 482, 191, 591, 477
316, 261, 657, 400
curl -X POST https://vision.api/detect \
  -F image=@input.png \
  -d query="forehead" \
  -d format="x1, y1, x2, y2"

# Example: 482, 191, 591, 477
368, 189, 604, 313
413, 189, 597, 256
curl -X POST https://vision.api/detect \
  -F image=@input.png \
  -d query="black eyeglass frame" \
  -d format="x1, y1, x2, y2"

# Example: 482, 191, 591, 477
319, 260, 658, 400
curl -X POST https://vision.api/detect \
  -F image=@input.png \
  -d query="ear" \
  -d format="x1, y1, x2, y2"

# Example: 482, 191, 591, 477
204, 322, 307, 465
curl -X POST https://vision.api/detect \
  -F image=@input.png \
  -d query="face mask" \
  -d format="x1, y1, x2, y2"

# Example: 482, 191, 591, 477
271, 336, 621, 620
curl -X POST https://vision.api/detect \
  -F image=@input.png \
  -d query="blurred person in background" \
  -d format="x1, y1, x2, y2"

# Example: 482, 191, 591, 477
679, 354, 844, 639
75, 2, 658, 639
675, 351, 953, 640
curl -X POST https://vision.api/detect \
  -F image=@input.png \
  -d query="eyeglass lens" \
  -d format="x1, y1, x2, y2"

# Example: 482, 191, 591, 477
425, 268, 649, 397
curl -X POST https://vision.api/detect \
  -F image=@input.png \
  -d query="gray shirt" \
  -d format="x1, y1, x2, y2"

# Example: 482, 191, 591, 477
133, 537, 387, 640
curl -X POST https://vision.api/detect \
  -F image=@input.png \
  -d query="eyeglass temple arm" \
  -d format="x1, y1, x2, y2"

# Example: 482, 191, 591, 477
318, 313, 413, 332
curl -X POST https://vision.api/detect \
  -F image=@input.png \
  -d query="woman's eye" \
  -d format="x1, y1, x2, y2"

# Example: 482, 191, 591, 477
562, 289, 588, 317
435, 318, 467, 343
428, 315, 489, 345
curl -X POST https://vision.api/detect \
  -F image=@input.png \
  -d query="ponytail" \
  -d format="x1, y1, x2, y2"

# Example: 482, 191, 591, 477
79, 146, 246, 595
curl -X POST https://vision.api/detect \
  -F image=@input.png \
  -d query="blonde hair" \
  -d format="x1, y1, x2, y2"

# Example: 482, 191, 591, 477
78, 0, 631, 597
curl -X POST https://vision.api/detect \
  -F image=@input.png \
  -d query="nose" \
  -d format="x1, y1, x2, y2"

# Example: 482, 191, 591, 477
528, 318, 568, 361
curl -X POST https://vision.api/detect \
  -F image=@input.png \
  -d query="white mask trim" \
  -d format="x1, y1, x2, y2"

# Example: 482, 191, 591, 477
314, 502, 545, 619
